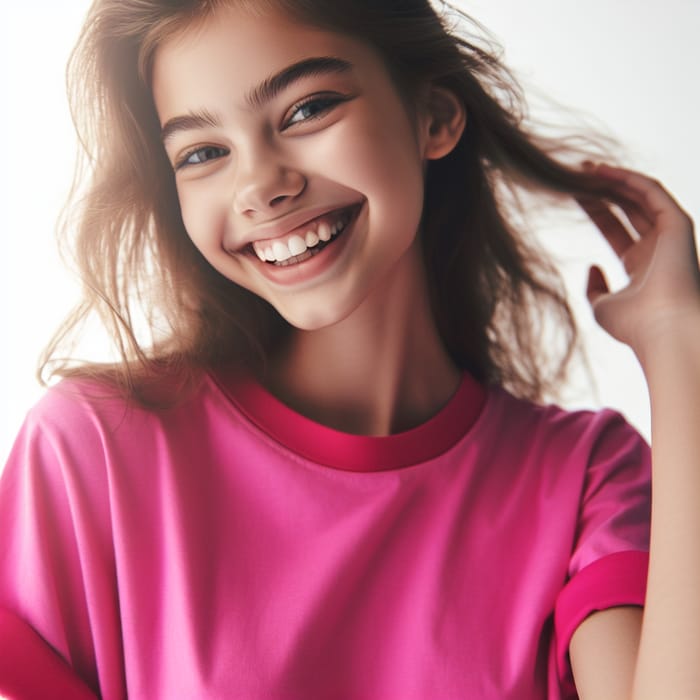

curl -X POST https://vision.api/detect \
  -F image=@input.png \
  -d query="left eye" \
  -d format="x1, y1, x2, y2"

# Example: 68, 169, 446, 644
285, 95, 344, 128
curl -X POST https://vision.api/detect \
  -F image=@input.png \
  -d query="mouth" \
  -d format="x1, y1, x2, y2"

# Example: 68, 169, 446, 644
245, 204, 361, 267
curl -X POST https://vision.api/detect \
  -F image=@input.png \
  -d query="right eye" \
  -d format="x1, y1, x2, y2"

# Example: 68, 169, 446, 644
176, 145, 228, 170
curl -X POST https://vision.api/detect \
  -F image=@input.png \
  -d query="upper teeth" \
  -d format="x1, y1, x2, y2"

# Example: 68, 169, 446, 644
252, 213, 348, 263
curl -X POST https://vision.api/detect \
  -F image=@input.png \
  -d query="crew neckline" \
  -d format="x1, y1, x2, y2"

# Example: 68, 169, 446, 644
212, 371, 487, 472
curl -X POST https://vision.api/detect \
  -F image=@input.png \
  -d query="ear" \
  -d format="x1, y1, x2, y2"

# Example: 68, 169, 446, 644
420, 86, 466, 160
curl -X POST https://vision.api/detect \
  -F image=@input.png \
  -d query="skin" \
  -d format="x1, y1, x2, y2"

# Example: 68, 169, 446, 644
154, 6, 700, 696
571, 164, 700, 698
152, 7, 466, 434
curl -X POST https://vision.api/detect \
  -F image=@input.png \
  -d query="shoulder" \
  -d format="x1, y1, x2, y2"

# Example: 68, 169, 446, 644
9, 373, 236, 476
20, 377, 158, 454
1, 372, 246, 526
483, 386, 649, 464
25, 377, 134, 430
470, 386, 651, 519
25, 371, 228, 432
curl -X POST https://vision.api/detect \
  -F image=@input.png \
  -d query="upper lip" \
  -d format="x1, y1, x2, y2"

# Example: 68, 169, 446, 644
235, 203, 362, 250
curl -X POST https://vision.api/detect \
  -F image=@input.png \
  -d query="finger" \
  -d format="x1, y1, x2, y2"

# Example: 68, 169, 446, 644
605, 195, 654, 236
596, 166, 664, 216
583, 162, 655, 225
593, 163, 692, 231
582, 162, 655, 229
620, 231, 658, 277
577, 197, 637, 258
586, 265, 610, 306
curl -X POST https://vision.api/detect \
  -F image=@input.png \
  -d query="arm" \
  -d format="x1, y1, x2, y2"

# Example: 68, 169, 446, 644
570, 606, 642, 700
632, 307, 700, 697
571, 164, 700, 698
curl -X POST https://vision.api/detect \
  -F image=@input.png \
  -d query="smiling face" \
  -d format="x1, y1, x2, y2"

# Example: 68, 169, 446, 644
152, 5, 445, 330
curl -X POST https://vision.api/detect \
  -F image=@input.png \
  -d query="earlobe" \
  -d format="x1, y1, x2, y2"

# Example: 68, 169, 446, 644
422, 86, 467, 160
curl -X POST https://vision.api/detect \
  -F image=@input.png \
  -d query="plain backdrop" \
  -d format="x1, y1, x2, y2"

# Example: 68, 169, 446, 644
1, 1, 698, 468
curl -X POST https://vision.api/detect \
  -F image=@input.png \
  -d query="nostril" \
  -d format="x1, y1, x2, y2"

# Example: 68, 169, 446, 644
270, 195, 289, 207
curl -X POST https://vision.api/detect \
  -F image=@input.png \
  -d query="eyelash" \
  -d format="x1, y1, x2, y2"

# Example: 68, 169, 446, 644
174, 94, 346, 171
175, 145, 228, 170
283, 93, 345, 128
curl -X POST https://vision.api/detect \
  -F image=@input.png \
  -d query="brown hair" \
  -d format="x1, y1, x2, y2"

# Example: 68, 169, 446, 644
42, 0, 618, 402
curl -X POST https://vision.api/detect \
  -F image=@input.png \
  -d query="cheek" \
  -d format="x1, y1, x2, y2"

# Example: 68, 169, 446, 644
353, 141, 425, 245
177, 185, 227, 256
330, 116, 425, 217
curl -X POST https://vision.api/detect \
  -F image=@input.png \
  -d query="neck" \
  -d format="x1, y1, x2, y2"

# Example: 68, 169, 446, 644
265, 248, 461, 435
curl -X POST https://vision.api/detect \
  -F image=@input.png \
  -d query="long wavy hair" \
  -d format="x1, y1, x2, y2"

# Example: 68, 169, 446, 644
42, 0, 618, 403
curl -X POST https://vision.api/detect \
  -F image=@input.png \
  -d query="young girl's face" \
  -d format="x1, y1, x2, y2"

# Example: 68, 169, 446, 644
152, 5, 436, 330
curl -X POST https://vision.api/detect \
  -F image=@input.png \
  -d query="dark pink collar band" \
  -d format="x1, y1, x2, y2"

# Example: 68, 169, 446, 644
213, 371, 487, 472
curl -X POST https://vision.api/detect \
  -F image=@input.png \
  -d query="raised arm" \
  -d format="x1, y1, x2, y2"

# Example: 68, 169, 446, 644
571, 163, 700, 699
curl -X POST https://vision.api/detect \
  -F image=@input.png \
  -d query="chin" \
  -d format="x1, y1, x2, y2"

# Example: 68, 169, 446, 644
280, 311, 345, 333
277, 298, 361, 332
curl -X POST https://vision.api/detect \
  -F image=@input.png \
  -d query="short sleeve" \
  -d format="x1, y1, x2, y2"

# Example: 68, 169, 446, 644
553, 410, 651, 694
0, 387, 123, 699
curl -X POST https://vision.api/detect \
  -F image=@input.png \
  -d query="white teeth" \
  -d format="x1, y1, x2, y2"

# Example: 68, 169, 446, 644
287, 235, 307, 256
272, 241, 291, 262
252, 209, 353, 263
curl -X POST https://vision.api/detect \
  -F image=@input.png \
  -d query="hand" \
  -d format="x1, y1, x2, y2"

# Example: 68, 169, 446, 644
577, 163, 700, 358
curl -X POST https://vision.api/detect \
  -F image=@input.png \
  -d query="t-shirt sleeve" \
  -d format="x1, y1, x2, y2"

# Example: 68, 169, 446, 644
553, 409, 651, 695
0, 388, 119, 699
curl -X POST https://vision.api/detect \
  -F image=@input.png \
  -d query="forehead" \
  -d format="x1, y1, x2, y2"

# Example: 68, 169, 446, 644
151, 6, 376, 119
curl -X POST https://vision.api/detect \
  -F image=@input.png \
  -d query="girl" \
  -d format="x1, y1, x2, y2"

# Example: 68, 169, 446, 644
1, 1, 698, 698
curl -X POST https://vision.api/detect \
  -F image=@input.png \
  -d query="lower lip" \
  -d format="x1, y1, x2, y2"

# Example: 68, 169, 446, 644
249, 205, 363, 287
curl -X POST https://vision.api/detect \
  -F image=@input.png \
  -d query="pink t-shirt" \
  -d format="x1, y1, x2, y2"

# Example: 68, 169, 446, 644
0, 372, 650, 699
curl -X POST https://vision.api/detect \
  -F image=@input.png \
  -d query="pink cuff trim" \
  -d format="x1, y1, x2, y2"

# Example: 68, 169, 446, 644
0, 608, 99, 699
554, 550, 649, 694
214, 371, 487, 471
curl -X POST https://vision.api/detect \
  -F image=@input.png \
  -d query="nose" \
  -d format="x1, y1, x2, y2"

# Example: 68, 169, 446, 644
232, 139, 306, 216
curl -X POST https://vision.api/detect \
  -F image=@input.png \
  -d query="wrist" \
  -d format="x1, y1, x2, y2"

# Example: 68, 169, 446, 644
634, 309, 700, 380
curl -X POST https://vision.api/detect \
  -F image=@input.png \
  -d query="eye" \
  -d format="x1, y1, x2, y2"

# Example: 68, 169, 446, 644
284, 94, 346, 129
175, 145, 228, 170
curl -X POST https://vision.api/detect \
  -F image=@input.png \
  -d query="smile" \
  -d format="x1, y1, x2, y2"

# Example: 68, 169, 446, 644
249, 207, 357, 267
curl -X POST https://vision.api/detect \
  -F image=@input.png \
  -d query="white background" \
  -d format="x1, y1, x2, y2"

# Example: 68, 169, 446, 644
1, 1, 698, 468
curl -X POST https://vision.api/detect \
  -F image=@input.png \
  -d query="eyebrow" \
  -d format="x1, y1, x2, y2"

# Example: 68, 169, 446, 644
160, 109, 220, 145
160, 56, 354, 144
